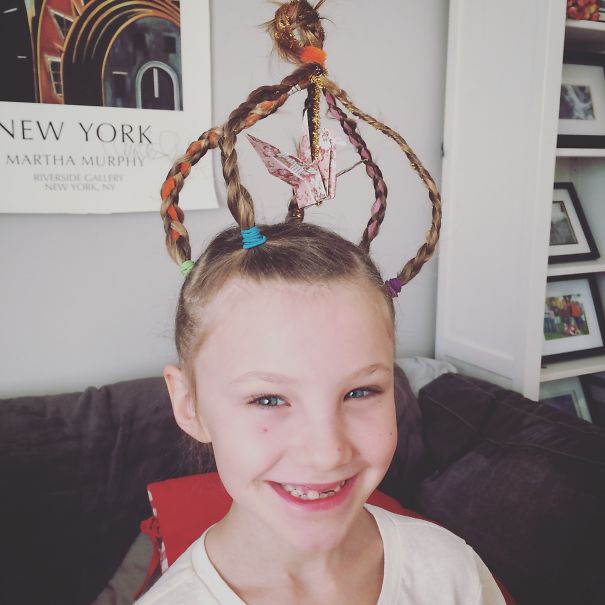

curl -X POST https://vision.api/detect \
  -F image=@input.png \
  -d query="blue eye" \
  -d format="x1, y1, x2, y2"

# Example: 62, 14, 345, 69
345, 387, 375, 399
249, 395, 286, 408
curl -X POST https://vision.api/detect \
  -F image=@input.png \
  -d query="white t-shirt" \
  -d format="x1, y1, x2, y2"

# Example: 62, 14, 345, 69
136, 504, 507, 605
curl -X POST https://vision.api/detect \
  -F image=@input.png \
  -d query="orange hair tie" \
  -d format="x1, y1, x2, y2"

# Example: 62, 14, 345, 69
300, 46, 326, 65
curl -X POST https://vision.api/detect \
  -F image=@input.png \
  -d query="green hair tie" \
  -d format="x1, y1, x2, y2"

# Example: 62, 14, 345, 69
180, 260, 195, 278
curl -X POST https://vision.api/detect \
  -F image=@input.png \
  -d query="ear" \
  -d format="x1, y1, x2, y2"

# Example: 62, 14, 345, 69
163, 364, 212, 443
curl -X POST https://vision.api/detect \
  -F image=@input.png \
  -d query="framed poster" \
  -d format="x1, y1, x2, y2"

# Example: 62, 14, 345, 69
0, 0, 217, 213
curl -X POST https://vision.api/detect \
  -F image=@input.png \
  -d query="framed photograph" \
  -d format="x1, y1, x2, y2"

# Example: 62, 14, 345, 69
558, 52, 605, 148
579, 372, 605, 426
549, 183, 599, 263
542, 274, 605, 363
539, 377, 592, 421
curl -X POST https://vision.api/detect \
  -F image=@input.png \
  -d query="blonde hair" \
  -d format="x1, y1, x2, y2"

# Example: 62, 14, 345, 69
175, 222, 394, 374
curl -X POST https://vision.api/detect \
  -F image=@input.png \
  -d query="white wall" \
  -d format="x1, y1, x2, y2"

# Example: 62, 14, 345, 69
0, 0, 448, 397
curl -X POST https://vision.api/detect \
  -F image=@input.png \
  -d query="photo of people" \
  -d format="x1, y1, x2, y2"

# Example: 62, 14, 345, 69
544, 294, 590, 340
560, 84, 596, 120
550, 199, 579, 246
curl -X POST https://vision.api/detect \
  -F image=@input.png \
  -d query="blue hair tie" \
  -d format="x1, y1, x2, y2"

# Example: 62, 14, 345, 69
241, 225, 267, 249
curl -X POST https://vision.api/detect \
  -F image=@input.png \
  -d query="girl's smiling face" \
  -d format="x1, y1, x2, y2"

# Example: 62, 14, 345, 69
167, 277, 397, 554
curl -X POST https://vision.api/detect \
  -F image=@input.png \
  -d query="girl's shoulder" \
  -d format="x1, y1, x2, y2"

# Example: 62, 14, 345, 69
365, 502, 465, 543
366, 502, 476, 573
366, 504, 507, 605
135, 532, 231, 605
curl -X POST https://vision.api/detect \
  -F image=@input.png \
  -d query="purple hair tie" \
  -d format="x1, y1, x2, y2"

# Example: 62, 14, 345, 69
385, 277, 402, 298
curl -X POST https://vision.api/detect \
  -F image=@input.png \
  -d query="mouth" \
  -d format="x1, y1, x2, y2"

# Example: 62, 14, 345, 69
279, 480, 347, 501
268, 476, 357, 510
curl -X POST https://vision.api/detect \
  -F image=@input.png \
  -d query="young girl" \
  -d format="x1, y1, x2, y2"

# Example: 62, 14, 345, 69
138, 2, 507, 603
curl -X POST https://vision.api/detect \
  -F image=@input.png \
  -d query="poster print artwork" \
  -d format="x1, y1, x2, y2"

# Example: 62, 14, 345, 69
0, 0, 217, 213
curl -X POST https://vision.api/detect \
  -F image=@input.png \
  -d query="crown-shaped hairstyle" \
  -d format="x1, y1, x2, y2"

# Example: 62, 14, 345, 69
160, 0, 442, 296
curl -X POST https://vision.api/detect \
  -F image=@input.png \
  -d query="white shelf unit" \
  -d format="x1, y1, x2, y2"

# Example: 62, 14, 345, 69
556, 148, 605, 157
541, 354, 605, 382
436, 1, 605, 401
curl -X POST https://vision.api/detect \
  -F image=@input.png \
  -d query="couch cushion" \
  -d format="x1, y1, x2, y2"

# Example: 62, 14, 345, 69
413, 373, 605, 605
0, 377, 189, 605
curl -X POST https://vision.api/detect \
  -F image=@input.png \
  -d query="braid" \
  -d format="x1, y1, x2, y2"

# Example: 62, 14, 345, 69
322, 77, 442, 290
160, 128, 222, 265
323, 90, 388, 253
219, 127, 255, 229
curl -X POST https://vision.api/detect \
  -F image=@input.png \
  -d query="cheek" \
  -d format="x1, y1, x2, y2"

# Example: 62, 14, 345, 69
359, 405, 397, 465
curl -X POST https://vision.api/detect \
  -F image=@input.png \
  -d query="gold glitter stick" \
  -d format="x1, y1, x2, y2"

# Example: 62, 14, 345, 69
307, 71, 324, 161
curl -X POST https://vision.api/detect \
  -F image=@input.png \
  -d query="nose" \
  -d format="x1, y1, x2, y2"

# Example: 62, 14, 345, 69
290, 408, 354, 472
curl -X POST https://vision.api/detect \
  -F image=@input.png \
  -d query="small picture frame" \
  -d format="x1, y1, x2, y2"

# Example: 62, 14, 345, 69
549, 183, 599, 263
558, 52, 605, 148
542, 274, 605, 363
579, 372, 605, 426
539, 377, 592, 421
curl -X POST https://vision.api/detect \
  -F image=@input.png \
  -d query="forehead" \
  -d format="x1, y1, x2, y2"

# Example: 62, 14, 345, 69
194, 278, 394, 376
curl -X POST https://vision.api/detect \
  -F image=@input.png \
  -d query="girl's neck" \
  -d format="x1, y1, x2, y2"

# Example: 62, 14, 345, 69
204, 504, 384, 603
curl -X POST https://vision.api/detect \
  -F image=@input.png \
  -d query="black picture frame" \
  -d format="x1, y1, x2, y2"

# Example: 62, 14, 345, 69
579, 373, 605, 426
549, 182, 599, 264
542, 274, 605, 363
558, 51, 605, 148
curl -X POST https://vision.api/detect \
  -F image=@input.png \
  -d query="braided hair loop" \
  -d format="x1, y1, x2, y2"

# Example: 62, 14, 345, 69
160, 0, 441, 299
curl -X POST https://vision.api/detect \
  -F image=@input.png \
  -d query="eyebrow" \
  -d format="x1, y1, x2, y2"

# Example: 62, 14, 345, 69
231, 363, 392, 385
231, 371, 295, 385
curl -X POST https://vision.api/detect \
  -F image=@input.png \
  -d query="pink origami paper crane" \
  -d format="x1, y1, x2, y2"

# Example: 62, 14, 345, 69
246, 126, 338, 209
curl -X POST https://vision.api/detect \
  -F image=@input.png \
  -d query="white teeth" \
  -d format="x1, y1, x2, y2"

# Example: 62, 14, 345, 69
280, 480, 347, 500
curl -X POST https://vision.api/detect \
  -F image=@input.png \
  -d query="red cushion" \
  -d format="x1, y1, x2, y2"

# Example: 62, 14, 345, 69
140, 473, 515, 604
145, 473, 230, 565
